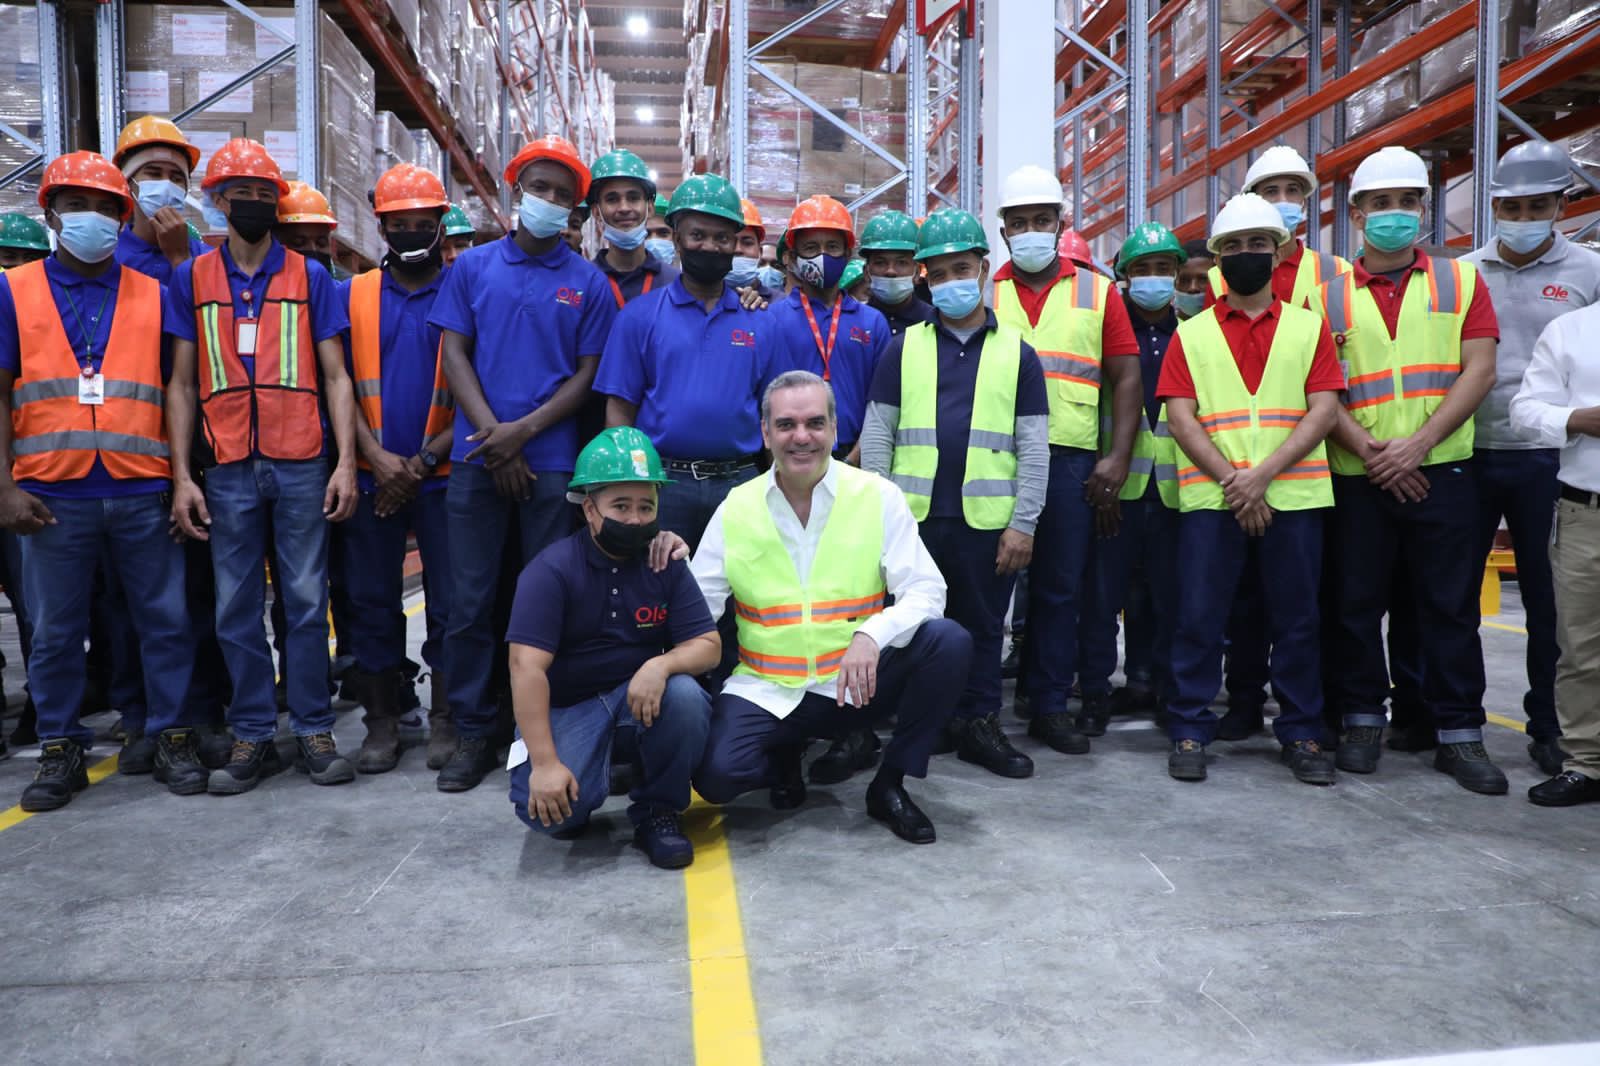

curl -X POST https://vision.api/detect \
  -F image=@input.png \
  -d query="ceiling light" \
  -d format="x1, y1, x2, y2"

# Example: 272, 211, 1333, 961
626, 15, 649, 37
636, 106, 655, 124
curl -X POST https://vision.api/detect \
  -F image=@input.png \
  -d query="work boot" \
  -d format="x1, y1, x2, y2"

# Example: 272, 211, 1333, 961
1028, 711, 1090, 754
297, 732, 355, 785
197, 726, 234, 770
1167, 739, 1207, 782
1335, 725, 1384, 774
355, 670, 402, 775
208, 738, 286, 795
20, 739, 88, 812
769, 745, 806, 810
436, 734, 498, 793
956, 714, 1034, 778
1433, 741, 1508, 795
118, 732, 158, 775
425, 672, 456, 770
1000, 626, 1025, 680
1076, 691, 1112, 737
154, 728, 209, 796
634, 809, 695, 869
1216, 700, 1265, 742
1528, 738, 1569, 778
1281, 739, 1337, 785
1112, 683, 1156, 716
808, 729, 881, 784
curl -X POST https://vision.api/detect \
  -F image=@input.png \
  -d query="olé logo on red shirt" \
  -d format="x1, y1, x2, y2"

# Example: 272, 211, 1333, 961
730, 328, 755, 348
634, 604, 669, 628
849, 326, 872, 345
555, 286, 585, 307
1541, 284, 1571, 303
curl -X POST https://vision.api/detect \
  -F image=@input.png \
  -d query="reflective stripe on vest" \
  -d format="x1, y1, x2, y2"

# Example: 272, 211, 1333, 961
889, 322, 1021, 530
994, 270, 1108, 450
192, 247, 321, 465
1172, 302, 1333, 512
1102, 400, 1157, 501
723, 464, 888, 688
7, 261, 170, 483
1317, 256, 1475, 476
348, 269, 454, 477
1151, 405, 1179, 509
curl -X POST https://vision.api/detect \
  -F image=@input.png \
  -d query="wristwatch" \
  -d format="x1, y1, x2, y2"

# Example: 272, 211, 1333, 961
418, 450, 440, 471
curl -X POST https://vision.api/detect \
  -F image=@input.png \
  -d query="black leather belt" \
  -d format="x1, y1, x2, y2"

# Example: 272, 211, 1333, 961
1559, 482, 1600, 508
665, 456, 757, 480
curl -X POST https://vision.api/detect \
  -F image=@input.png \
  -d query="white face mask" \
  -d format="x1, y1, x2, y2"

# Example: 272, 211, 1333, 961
1007, 230, 1057, 273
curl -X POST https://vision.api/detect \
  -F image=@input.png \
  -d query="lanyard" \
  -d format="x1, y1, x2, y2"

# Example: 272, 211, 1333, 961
608, 271, 652, 310
58, 283, 114, 363
799, 294, 843, 379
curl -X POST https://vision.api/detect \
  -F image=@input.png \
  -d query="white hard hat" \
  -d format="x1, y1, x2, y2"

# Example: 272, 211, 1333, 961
1244, 145, 1317, 194
998, 164, 1064, 214
1207, 192, 1292, 254
1348, 146, 1429, 205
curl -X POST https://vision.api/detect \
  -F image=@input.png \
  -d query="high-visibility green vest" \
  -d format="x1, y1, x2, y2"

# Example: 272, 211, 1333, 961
890, 322, 1020, 530
994, 269, 1110, 450
1100, 399, 1157, 501
1317, 256, 1477, 476
1208, 245, 1350, 309
723, 463, 888, 687
1151, 404, 1179, 509
1172, 303, 1333, 512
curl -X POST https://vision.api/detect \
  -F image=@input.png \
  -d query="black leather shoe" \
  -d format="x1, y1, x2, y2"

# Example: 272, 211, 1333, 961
769, 746, 806, 810
1529, 770, 1600, 807
865, 781, 936, 844
436, 735, 498, 793
1282, 739, 1336, 785
118, 733, 158, 775
1027, 711, 1090, 754
154, 728, 209, 796
1167, 739, 1207, 782
197, 728, 234, 770
208, 738, 287, 795
1335, 726, 1384, 773
1434, 741, 1508, 795
808, 729, 881, 785
956, 714, 1034, 779
1076, 692, 1112, 738
1386, 726, 1438, 752
1528, 738, 1569, 778
20, 739, 88, 812
1216, 701, 1264, 742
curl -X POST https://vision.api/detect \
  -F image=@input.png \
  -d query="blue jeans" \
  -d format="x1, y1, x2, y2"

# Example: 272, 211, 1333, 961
205, 459, 334, 741
20, 493, 192, 748
1023, 447, 1097, 717
657, 464, 758, 552
445, 462, 573, 738
341, 487, 450, 675
509, 674, 711, 832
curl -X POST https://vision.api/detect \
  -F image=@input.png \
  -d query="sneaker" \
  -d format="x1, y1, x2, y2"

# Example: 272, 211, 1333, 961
1529, 770, 1600, 807
20, 739, 89, 812
808, 729, 882, 785
1282, 739, 1337, 785
1335, 725, 1384, 774
1433, 741, 1508, 795
633, 810, 695, 869
296, 732, 355, 785
1528, 738, 1569, 778
153, 728, 209, 796
436, 735, 498, 793
1168, 739, 1207, 782
1076, 692, 1112, 738
955, 714, 1034, 778
208, 738, 287, 795
1027, 711, 1090, 754
118, 732, 158, 775
1216, 701, 1265, 742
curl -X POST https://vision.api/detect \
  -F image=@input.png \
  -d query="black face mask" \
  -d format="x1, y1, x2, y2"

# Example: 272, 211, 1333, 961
228, 199, 278, 244
1218, 251, 1275, 296
385, 228, 442, 273
679, 247, 734, 285
594, 517, 659, 558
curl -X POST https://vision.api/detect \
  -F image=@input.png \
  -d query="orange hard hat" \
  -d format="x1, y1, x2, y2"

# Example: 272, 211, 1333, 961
1059, 228, 1094, 269
38, 151, 134, 220
113, 115, 202, 171
786, 195, 855, 251
277, 181, 338, 228
739, 198, 765, 241
373, 163, 448, 214
504, 135, 591, 202
201, 138, 290, 195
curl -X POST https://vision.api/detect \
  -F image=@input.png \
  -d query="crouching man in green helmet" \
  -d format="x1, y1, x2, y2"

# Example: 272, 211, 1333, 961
506, 427, 720, 869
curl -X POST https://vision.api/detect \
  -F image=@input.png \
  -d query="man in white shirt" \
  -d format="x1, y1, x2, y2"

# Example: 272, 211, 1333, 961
1510, 301, 1600, 807
691, 370, 972, 844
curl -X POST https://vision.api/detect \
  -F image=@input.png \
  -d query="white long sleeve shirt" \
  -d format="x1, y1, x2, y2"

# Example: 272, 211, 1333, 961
691, 460, 948, 719
1509, 301, 1600, 493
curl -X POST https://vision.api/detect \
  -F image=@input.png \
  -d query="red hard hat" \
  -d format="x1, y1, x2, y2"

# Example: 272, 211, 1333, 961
373, 163, 448, 214
1059, 228, 1094, 269
504, 135, 591, 202
202, 138, 290, 196
786, 195, 855, 251
38, 151, 134, 220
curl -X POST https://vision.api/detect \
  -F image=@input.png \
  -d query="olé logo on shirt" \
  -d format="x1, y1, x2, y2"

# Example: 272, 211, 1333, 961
1541, 284, 1571, 303
849, 326, 872, 345
556, 286, 585, 307
730, 328, 756, 348
634, 604, 669, 628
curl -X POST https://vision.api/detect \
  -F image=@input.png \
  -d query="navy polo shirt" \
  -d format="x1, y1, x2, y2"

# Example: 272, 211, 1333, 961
870, 294, 937, 337
339, 268, 449, 494
1124, 294, 1177, 427
506, 527, 716, 708
870, 311, 1048, 520
0, 256, 172, 498
594, 278, 786, 459
116, 226, 210, 285
594, 247, 679, 308
767, 288, 889, 449
428, 235, 617, 473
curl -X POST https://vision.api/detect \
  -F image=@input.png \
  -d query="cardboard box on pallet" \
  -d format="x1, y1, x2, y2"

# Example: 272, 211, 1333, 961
1417, 0, 1537, 104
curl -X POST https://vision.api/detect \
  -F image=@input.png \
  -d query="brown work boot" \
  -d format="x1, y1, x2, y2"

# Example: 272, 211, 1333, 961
355, 669, 402, 774
426, 671, 456, 771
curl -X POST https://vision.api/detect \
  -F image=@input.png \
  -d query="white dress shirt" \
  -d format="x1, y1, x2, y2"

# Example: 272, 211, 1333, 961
1509, 301, 1600, 492
691, 460, 948, 719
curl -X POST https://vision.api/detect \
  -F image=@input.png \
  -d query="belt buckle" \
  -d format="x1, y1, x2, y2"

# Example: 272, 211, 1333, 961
689, 459, 712, 481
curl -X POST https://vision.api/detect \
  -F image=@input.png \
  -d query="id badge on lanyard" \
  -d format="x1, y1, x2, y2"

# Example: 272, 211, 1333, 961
78, 367, 104, 405
236, 318, 259, 357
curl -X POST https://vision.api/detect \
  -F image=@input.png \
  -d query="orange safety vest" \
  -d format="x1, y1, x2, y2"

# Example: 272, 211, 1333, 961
192, 247, 321, 465
348, 270, 453, 477
7, 261, 170, 483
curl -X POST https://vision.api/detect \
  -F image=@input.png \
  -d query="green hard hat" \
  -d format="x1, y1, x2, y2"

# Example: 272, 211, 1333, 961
568, 426, 668, 497
839, 258, 866, 291
653, 193, 670, 217
858, 209, 919, 252
914, 207, 988, 261
665, 173, 745, 227
442, 204, 475, 237
588, 148, 656, 200
0, 212, 50, 252
1116, 221, 1186, 276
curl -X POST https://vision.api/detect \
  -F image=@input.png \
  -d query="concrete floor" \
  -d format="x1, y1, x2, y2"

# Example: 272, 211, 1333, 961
1, 584, 1598, 1065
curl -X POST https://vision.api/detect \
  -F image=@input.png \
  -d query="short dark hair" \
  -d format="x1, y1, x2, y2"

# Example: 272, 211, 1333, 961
1183, 238, 1213, 262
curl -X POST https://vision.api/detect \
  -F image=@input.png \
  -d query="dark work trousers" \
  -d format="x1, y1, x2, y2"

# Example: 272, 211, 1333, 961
1223, 567, 1273, 711
1021, 446, 1096, 717
656, 463, 760, 686
920, 518, 1012, 721
1078, 495, 1176, 697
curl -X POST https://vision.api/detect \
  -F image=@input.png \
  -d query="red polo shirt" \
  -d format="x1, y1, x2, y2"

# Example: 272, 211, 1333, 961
1348, 250, 1499, 341
1156, 299, 1345, 400
993, 257, 1140, 358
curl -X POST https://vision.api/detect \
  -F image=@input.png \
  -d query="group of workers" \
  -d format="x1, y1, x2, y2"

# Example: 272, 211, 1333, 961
2, 109, 1599, 870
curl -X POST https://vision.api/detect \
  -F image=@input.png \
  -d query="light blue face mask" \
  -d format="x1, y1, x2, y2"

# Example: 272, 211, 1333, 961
134, 178, 189, 218
201, 199, 229, 232
757, 266, 785, 291
518, 193, 570, 239
930, 277, 982, 318
1273, 200, 1307, 232
1007, 230, 1057, 273
1362, 209, 1422, 254
55, 211, 121, 263
1173, 290, 1207, 318
1127, 275, 1176, 312
726, 255, 760, 287
645, 237, 676, 265
603, 221, 647, 251
869, 274, 916, 304
1496, 218, 1554, 256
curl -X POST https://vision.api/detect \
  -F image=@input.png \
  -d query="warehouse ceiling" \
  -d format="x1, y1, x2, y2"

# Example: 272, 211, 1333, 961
584, 0, 691, 188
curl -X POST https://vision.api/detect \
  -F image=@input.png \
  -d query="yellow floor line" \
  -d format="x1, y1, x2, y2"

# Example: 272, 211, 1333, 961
1483, 620, 1529, 636
0, 754, 120, 834
1486, 713, 1528, 735
682, 799, 763, 1066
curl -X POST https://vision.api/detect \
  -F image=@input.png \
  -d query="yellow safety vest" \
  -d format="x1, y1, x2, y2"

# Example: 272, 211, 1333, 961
1208, 245, 1350, 309
1317, 256, 1477, 476
890, 322, 1020, 529
723, 464, 888, 687
1100, 396, 1157, 501
1172, 304, 1333, 512
1151, 404, 1179, 509
994, 269, 1110, 450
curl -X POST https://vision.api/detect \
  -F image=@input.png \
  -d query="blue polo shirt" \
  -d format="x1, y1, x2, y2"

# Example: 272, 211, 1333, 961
767, 288, 888, 449
594, 247, 679, 308
506, 527, 716, 708
594, 278, 786, 459
871, 294, 937, 337
340, 268, 449, 494
1124, 294, 1178, 427
116, 226, 210, 285
870, 311, 1048, 521
0, 256, 171, 498
428, 235, 616, 473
